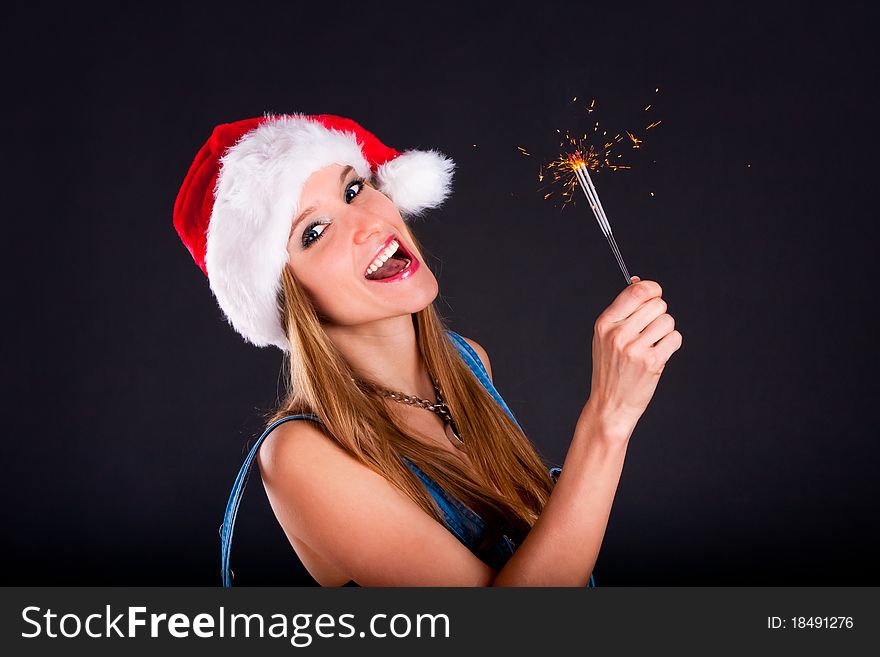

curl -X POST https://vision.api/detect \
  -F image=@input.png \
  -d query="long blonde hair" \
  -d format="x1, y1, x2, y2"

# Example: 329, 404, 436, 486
265, 229, 556, 551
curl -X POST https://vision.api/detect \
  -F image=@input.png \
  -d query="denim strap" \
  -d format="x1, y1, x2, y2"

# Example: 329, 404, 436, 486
444, 330, 524, 433
219, 413, 321, 587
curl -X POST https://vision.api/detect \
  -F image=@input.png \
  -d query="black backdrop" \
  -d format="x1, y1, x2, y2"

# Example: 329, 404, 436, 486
2, 1, 877, 585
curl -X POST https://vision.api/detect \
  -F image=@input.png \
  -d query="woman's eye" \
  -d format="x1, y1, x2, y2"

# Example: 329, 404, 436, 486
345, 179, 365, 203
301, 221, 329, 249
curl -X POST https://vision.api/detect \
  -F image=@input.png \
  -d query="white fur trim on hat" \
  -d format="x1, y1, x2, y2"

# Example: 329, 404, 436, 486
205, 115, 371, 350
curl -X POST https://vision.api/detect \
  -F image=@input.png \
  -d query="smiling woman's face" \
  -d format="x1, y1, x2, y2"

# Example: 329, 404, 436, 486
286, 163, 439, 327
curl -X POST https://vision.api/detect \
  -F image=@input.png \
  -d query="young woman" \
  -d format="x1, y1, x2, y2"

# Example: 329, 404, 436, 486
173, 113, 682, 587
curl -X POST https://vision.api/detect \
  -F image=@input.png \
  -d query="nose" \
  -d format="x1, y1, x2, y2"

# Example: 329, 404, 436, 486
351, 210, 384, 245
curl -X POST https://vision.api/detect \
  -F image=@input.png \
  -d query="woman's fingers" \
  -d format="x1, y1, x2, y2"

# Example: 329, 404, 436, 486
598, 279, 663, 326
636, 310, 675, 348
624, 296, 668, 337
650, 329, 684, 367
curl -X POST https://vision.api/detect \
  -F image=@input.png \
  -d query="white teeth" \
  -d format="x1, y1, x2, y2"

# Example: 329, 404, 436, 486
365, 239, 400, 276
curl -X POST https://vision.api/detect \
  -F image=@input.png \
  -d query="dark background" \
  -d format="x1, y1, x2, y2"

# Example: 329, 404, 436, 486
2, 1, 877, 585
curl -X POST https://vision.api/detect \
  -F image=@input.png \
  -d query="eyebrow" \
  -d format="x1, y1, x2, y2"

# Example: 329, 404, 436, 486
289, 165, 356, 238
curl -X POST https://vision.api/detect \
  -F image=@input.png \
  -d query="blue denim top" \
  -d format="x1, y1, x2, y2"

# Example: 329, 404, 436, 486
220, 329, 596, 588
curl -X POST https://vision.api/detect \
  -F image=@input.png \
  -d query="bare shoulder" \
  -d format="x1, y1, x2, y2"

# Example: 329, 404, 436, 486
255, 417, 495, 586
257, 419, 345, 497
460, 336, 493, 383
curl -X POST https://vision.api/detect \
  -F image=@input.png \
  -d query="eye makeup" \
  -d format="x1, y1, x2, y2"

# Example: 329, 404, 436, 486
299, 176, 367, 250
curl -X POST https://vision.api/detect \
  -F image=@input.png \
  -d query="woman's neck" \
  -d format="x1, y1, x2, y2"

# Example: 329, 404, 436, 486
323, 315, 435, 400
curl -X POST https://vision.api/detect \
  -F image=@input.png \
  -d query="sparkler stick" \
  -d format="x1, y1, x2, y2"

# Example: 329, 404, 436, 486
572, 166, 624, 274
526, 92, 661, 285
571, 162, 632, 285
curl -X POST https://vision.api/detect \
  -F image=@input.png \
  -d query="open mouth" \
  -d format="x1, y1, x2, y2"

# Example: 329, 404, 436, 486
364, 237, 417, 281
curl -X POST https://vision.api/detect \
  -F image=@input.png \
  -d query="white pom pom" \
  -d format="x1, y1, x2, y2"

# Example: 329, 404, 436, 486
376, 150, 455, 217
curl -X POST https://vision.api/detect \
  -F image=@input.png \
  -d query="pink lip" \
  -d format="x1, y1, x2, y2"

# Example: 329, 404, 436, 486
364, 234, 420, 284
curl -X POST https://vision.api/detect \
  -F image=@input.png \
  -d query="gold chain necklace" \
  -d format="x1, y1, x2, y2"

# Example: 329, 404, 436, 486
352, 376, 464, 447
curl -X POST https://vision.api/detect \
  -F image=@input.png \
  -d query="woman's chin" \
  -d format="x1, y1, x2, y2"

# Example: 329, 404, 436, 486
407, 271, 439, 307
386, 277, 438, 316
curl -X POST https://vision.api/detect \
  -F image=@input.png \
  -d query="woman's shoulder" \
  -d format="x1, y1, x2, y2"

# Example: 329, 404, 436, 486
256, 415, 336, 476
257, 416, 396, 497
458, 335, 493, 383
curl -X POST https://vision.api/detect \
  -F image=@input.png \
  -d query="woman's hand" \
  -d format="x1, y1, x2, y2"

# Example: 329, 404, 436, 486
580, 276, 683, 443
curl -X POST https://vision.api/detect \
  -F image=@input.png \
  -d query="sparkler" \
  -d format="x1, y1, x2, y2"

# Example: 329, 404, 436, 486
539, 135, 634, 285
571, 158, 631, 284
521, 92, 661, 285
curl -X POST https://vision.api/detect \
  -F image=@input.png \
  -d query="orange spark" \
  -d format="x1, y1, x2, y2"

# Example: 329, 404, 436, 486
533, 89, 661, 208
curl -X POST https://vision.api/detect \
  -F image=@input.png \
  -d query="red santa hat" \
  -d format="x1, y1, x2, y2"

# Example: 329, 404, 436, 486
173, 113, 455, 351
